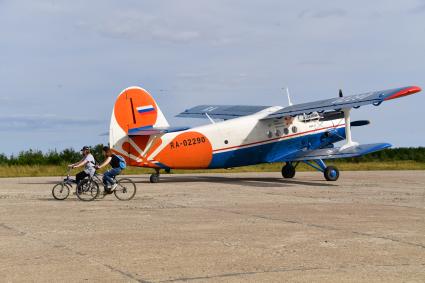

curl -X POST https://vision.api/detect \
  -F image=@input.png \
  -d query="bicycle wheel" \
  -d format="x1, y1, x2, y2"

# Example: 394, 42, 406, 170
114, 178, 136, 201
96, 186, 106, 199
52, 182, 70, 200
76, 179, 99, 201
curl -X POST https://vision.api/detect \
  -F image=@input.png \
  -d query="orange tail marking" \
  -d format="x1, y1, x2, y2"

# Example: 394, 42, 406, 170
154, 132, 212, 169
120, 141, 143, 166
130, 135, 150, 152
114, 87, 158, 132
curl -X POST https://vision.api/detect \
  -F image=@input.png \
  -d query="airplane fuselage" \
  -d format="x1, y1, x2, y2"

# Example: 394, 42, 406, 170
125, 107, 346, 169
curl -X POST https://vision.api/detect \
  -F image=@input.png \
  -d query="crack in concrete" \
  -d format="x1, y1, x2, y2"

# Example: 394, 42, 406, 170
158, 262, 425, 282
158, 266, 327, 282
0, 222, 151, 283
196, 207, 425, 250
0, 222, 26, 236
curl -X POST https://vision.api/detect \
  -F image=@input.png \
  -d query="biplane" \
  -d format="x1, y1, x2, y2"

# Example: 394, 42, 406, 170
109, 85, 421, 182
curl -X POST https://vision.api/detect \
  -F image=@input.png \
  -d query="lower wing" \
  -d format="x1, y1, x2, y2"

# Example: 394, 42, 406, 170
271, 143, 391, 162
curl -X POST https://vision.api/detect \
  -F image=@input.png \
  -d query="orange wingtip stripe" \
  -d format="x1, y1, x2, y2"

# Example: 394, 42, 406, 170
384, 86, 421, 101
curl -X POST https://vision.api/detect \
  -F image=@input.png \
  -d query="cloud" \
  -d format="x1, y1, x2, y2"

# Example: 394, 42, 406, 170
77, 11, 202, 44
0, 115, 105, 131
0, 97, 12, 102
299, 9, 348, 19
409, 2, 425, 14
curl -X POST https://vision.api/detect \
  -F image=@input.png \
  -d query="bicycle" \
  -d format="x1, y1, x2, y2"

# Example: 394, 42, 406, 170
51, 169, 77, 200
76, 173, 137, 201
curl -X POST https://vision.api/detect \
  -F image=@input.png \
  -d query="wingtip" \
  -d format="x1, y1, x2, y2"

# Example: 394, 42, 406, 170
384, 85, 422, 101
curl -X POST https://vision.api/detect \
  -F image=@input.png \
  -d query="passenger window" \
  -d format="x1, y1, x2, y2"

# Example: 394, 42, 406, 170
267, 130, 273, 138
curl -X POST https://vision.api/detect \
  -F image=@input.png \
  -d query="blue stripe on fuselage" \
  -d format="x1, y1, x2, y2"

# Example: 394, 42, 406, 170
208, 127, 346, 168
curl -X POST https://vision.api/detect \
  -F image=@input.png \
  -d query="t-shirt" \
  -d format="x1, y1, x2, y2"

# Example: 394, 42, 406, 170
84, 154, 96, 175
110, 154, 121, 169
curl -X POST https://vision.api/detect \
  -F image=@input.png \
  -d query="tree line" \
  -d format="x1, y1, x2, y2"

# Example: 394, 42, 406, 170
0, 145, 106, 166
0, 145, 424, 166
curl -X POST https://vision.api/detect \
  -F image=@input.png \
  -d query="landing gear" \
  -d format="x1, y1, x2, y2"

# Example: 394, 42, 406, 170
324, 166, 339, 181
301, 159, 340, 181
150, 173, 160, 183
150, 168, 160, 183
281, 162, 296, 178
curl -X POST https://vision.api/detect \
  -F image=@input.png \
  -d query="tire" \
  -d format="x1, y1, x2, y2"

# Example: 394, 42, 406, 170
76, 179, 99, 201
114, 178, 137, 201
150, 173, 160, 183
52, 182, 70, 200
94, 180, 106, 199
324, 166, 339, 181
281, 163, 296, 178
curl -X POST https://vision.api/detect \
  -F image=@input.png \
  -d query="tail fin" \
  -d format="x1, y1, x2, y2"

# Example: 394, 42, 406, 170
109, 86, 169, 151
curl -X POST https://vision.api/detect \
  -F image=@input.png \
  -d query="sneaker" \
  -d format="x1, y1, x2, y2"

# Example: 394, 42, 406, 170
110, 183, 118, 192
103, 186, 112, 195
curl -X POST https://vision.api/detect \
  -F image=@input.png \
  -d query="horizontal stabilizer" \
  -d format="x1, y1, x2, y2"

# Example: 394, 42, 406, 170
263, 86, 421, 120
279, 143, 391, 162
177, 105, 271, 120
350, 120, 370, 127
128, 126, 190, 136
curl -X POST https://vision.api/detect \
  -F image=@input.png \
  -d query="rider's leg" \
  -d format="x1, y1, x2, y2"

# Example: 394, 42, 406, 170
103, 170, 114, 188
108, 168, 122, 191
76, 171, 88, 185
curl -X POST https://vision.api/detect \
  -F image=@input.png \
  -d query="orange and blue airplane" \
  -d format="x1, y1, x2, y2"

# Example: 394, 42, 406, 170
109, 85, 421, 183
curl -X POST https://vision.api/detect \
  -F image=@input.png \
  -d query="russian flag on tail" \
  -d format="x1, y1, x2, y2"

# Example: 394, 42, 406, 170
136, 105, 155, 114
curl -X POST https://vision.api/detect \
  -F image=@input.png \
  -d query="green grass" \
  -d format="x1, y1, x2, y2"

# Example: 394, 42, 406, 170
0, 161, 424, 178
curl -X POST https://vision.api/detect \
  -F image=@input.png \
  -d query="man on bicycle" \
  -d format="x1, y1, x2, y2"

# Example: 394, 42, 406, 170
96, 146, 126, 193
68, 146, 96, 184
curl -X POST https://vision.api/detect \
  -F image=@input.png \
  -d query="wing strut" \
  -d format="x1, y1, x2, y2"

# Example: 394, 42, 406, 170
205, 113, 216, 124
340, 108, 359, 150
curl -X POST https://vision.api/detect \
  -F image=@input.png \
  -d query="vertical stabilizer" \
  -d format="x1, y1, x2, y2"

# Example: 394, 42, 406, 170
109, 86, 169, 158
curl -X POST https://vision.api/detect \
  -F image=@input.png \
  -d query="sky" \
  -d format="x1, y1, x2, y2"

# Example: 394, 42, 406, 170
1, 0, 425, 155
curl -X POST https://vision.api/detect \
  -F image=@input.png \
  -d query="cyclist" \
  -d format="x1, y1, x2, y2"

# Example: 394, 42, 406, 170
68, 146, 96, 184
96, 146, 126, 193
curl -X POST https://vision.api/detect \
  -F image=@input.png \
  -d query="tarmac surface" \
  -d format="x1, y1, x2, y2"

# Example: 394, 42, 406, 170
0, 171, 424, 282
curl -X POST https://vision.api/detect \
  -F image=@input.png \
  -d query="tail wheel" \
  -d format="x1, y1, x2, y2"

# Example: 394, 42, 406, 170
281, 163, 296, 178
114, 178, 137, 201
150, 173, 160, 183
324, 166, 339, 181
76, 179, 99, 201
52, 183, 70, 200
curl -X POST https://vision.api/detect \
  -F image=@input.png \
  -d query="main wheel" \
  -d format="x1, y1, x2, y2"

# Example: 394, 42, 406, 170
281, 163, 296, 178
52, 182, 70, 200
76, 179, 99, 201
114, 178, 137, 201
150, 173, 160, 183
324, 166, 339, 181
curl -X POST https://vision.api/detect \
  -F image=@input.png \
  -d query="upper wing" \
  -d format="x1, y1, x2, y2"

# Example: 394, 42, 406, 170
176, 105, 271, 120
263, 86, 421, 120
